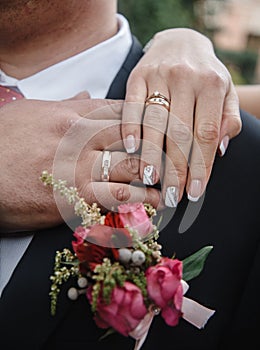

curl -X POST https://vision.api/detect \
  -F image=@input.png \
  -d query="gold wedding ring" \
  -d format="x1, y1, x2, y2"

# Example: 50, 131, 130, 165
145, 91, 170, 111
101, 150, 111, 182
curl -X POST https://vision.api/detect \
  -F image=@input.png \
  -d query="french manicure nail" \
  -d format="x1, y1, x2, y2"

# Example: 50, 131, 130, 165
165, 186, 179, 208
143, 165, 155, 185
125, 135, 136, 153
219, 135, 229, 157
187, 179, 202, 202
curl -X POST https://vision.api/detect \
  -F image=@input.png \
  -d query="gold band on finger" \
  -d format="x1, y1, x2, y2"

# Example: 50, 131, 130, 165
101, 150, 111, 182
145, 91, 170, 111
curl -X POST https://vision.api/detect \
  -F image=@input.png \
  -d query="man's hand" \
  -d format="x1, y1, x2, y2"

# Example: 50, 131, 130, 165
0, 98, 161, 232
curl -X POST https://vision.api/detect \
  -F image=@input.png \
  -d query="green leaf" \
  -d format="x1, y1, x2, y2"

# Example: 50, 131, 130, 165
182, 246, 213, 282
98, 328, 116, 341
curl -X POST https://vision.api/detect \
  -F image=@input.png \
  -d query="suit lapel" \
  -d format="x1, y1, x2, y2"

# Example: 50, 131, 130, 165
106, 36, 143, 99
0, 225, 75, 348
0, 36, 143, 349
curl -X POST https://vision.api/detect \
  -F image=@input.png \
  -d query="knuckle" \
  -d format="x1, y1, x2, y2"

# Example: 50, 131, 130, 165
169, 63, 194, 81
113, 157, 140, 180
167, 165, 187, 183
202, 70, 227, 91
113, 186, 130, 202
235, 116, 242, 134
144, 63, 158, 74
196, 121, 219, 143
141, 145, 159, 163
109, 101, 123, 117
126, 156, 140, 176
168, 123, 193, 144
66, 117, 78, 131
54, 119, 71, 136
191, 158, 212, 174
52, 108, 78, 136
158, 61, 172, 77
125, 93, 144, 104
231, 115, 242, 134
135, 63, 157, 78
145, 105, 167, 126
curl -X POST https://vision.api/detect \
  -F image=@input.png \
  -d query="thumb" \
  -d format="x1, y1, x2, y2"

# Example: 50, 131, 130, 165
61, 97, 124, 120
63, 90, 91, 101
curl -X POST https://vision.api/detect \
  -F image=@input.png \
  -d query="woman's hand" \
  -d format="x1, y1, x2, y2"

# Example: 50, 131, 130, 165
122, 28, 241, 207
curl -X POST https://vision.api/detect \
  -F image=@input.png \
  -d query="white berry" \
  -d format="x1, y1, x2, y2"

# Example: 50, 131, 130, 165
67, 287, 78, 300
77, 277, 88, 288
118, 248, 132, 264
131, 250, 146, 266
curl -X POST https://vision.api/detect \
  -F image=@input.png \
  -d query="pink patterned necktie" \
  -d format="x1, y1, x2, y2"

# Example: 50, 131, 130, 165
0, 85, 24, 107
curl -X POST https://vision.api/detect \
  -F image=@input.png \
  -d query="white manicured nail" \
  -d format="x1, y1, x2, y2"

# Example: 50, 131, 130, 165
188, 179, 202, 202
165, 186, 179, 207
143, 165, 155, 185
125, 135, 136, 153
219, 135, 229, 157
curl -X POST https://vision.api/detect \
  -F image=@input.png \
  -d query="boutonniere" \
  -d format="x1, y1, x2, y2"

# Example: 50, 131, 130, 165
41, 171, 215, 350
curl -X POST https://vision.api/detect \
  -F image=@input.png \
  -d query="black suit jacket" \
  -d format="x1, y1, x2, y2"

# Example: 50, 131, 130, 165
1, 36, 260, 350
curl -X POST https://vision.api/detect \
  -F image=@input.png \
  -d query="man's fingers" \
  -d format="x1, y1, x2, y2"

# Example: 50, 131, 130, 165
52, 120, 126, 190
81, 182, 162, 212
77, 151, 142, 184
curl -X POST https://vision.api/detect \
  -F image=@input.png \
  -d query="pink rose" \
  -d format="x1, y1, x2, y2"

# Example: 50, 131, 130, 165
117, 202, 154, 239
146, 257, 183, 326
88, 281, 147, 336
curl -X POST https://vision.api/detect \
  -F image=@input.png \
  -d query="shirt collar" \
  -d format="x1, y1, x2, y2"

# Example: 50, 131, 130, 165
0, 14, 132, 100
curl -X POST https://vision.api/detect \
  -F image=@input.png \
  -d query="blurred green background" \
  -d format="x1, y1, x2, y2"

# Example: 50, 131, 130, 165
118, 0, 259, 85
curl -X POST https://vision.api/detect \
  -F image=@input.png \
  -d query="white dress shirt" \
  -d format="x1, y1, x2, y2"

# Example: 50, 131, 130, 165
0, 14, 132, 297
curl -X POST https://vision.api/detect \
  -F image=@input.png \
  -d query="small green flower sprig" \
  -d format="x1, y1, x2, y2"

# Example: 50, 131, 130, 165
40, 170, 104, 315
91, 258, 126, 312
49, 248, 79, 316
40, 170, 102, 227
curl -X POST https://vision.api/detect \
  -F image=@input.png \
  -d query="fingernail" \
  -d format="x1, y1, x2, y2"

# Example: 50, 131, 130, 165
165, 186, 179, 208
187, 179, 202, 202
218, 135, 229, 157
143, 165, 155, 185
124, 135, 136, 153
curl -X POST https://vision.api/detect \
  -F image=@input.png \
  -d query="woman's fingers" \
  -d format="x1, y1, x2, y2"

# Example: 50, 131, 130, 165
121, 75, 147, 153
122, 74, 171, 187
162, 85, 195, 207
140, 89, 170, 186
218, 85, 242, 156
186, 79, 226, 201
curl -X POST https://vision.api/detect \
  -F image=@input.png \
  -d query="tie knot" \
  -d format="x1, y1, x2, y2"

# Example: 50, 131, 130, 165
0, 85, 24, 107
